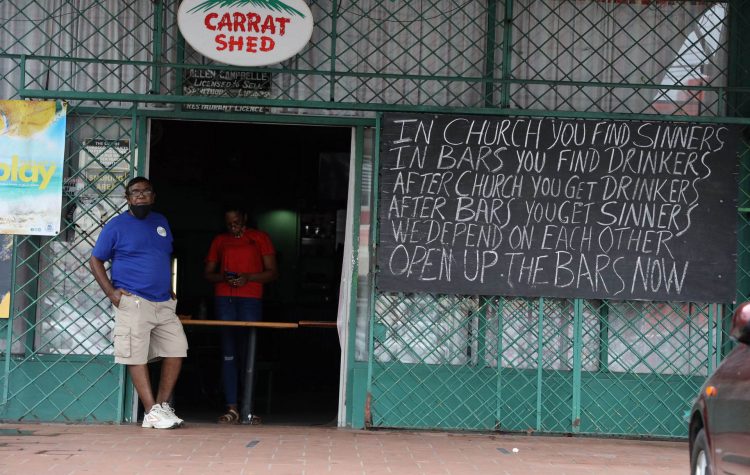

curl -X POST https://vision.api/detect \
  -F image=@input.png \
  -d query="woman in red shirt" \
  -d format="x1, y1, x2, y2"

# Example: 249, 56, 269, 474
204, 208, 278, 424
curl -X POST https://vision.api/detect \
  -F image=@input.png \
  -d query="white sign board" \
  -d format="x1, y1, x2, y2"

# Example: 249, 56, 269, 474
177, 0, 314, 67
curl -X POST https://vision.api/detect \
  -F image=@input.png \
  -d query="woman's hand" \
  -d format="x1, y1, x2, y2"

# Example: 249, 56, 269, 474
229, 274, 249, 287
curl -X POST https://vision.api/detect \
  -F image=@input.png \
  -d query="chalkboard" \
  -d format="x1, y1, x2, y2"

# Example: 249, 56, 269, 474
377, 113, 740, 302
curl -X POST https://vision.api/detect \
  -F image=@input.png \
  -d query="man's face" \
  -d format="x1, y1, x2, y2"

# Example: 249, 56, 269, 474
225, 211, 246, 237
126, 181, 155, 207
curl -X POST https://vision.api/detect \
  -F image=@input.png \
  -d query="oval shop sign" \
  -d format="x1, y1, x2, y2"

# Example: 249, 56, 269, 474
177, 0, 314, 67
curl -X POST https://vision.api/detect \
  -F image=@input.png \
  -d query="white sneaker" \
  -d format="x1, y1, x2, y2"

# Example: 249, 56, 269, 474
142, 404, 178, 429
160, 402, 184, 427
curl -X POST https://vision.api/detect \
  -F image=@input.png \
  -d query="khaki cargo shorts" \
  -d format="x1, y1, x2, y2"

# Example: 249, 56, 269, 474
112, 294, 188, 365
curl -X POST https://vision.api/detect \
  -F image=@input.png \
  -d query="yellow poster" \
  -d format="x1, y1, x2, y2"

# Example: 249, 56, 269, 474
0, 100, 67, 236
0, 292, 8, 319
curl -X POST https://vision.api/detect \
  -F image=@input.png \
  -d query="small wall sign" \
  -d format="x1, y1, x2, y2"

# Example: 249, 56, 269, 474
177, 0, 314, 67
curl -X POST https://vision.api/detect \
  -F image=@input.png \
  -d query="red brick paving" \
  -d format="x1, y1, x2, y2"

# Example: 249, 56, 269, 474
0, 423, 688, 474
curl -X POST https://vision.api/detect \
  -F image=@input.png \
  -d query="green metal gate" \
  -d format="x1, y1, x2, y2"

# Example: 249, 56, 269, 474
360, 0, 750, 438
0, 0, 154, 421
1, 103, 140, 421
0, 0, 749, 435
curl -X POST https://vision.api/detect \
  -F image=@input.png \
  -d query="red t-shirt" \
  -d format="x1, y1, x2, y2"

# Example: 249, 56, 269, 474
206, 229, 275, 298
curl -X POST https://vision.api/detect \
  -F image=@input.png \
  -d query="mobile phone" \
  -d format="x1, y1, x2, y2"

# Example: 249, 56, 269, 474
225, 271, 239, 279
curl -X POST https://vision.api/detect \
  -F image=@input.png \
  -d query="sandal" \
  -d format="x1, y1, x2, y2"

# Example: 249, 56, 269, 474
218, 408, 240, 424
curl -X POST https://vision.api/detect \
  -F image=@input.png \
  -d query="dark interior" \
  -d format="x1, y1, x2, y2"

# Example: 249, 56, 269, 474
149, 119, 350, 425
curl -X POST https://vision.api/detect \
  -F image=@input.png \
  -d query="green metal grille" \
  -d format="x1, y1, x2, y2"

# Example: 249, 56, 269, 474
370, 295, 722, 436
0, 102, 137, 421
0, 0, 748, 434
506, 1, 729, 115
7, 1, 740, 116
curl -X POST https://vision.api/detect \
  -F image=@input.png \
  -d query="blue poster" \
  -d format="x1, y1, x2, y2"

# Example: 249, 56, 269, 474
0, 100, 66, 236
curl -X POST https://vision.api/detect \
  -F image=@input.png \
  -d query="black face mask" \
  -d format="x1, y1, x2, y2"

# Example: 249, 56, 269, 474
129, 204, 152, 219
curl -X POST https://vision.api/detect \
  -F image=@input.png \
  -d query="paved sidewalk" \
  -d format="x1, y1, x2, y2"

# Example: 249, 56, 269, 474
0, 423, 688, 475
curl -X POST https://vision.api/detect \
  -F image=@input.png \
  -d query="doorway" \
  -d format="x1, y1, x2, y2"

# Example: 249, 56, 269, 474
149, 119, 351, 425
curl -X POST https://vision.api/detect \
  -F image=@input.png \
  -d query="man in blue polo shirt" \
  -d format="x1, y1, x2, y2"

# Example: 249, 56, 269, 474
90, 176, 188, 430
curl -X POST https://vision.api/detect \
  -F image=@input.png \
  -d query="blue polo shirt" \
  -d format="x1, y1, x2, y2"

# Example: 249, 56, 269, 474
92, 211, 173, 302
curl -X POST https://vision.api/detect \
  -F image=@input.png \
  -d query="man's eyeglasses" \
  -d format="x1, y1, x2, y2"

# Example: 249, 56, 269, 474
127, 189, 154, 197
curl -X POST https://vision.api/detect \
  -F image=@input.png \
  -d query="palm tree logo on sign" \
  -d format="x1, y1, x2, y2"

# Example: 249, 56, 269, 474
188, 0, 306, 17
